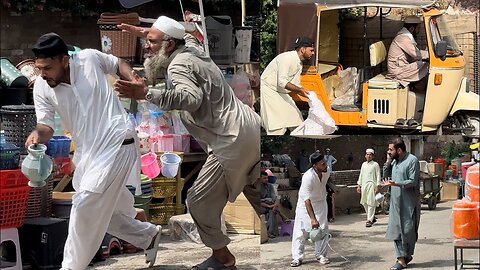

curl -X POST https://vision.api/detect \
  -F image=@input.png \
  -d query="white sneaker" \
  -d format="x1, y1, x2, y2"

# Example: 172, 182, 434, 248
317, 255, 330, 265
290, 259, 302, 267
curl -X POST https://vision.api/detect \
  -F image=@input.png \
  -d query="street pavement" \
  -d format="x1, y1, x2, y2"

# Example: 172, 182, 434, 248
87, 200, 479, 269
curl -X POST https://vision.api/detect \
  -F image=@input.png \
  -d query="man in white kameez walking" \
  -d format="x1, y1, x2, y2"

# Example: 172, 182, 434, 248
26, 33, 161, 270
356, 148, 381, 227
290, 152, 331, 267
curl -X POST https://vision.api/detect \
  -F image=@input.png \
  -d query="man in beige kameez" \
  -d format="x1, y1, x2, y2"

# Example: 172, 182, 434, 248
356, 148, 381, 227
386, 16, 429, 93
115, 16, 261, 270
260, 37, 314, 135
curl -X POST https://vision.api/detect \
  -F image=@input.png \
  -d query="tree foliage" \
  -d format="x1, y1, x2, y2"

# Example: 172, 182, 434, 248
260, 0, 277, 71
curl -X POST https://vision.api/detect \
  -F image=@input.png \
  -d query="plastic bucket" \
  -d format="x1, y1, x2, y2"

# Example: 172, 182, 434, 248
452, 199, 480, 239
465, 164, 479, 202
140, 152, 160, 179
160, 152, 181, 178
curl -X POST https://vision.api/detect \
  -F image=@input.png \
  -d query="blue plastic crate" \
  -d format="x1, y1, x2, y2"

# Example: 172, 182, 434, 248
46, 136, 71, 158
0, 143, 20, 170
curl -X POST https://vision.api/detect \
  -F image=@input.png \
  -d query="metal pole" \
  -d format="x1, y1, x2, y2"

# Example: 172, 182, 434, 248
315, 6, 321, 72
363, 7, 368, 83
199, 0, 210, 57
241, 0, 246, 26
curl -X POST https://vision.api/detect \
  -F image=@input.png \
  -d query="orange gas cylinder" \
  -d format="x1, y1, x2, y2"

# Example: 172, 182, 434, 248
452, 199, 480, 240
465, 164, 479, 202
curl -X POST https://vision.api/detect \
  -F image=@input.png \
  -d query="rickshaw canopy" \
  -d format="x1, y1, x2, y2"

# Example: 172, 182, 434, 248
277, 0, 437, 55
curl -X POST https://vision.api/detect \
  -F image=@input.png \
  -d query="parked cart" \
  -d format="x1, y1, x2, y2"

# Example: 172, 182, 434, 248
420, 174, 441, 210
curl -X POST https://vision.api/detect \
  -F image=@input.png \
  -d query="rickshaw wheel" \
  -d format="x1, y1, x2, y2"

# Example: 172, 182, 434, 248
427, 195, 437, 210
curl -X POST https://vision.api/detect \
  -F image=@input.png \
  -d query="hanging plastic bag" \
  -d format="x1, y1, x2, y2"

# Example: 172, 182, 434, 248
170, 110, 189, 134
229, 70, 253, 107
291, 92, 337, 136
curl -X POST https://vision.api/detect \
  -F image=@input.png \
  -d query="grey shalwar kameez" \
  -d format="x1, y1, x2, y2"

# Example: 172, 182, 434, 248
148, 45, 261, 250
386, 28, 429, 88
260, 183, 279, 236
383, 153, 421, 259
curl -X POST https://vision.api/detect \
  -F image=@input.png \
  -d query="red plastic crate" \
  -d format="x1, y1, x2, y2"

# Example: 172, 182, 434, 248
52, 157, 72, 179
0, 169, 29, 188
0, 185, 31, 228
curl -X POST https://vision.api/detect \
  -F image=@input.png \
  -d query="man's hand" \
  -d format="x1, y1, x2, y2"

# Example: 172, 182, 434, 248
382, 179, 397, 187
299, 88, 310, 98
25, 130, 39, 148
386, 154, 392, 165
114, 70, 148, 100
117, 23, 149, 38
356, 185, 361, 194
311, 218, 319, 229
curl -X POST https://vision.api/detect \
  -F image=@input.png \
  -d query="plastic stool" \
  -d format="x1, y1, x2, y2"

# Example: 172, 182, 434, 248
280, 220, 295, 236
0, 227, 23, 270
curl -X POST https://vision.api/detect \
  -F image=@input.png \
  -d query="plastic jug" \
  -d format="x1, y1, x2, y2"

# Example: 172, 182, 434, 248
21, 143, 53, 187
140, 151, 160, 179
160, 152, 181, 178
158, 134, 174, 152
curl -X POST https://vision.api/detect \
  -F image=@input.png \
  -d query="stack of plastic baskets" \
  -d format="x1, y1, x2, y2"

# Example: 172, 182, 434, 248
0, 170, 31, 228
0, 104, 37, 154
0, 143, 20, 170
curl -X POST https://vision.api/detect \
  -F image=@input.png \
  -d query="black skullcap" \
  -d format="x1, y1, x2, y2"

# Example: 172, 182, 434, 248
293, 36, 314, 49
32, 33, 74, 58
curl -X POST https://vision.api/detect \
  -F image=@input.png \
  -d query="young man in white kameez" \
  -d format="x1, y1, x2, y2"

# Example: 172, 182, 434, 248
260, 37, 314, 135
356, 148, 381, 227
291, 152, 331, 267
26, 33, 161, 270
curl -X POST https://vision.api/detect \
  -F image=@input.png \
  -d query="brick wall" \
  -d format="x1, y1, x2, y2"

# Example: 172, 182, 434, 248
1, 10, 102, 65
330, 169, 361, 186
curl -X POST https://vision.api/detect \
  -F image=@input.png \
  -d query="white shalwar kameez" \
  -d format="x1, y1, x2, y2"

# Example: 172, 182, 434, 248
260, 50, 304, 135
33, 49, 158, 270
291, 167, 330, 261
357, 160, 381, 222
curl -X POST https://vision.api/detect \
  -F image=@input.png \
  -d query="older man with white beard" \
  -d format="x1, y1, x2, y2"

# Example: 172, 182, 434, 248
115, 16, 262, 270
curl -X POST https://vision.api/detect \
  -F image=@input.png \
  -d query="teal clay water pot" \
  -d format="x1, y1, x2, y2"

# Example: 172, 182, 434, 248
1, 58, 29, 88
21, 143, 53, 187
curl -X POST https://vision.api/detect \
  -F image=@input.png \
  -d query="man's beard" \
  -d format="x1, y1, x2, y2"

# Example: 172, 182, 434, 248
144, 42, 169, 85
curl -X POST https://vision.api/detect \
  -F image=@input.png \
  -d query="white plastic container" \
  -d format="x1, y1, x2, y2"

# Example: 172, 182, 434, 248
205, 16, 233, 65
234, 26, 252, 63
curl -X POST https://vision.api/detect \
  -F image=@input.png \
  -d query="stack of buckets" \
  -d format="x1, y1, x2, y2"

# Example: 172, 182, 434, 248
452, 163, 479, 240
